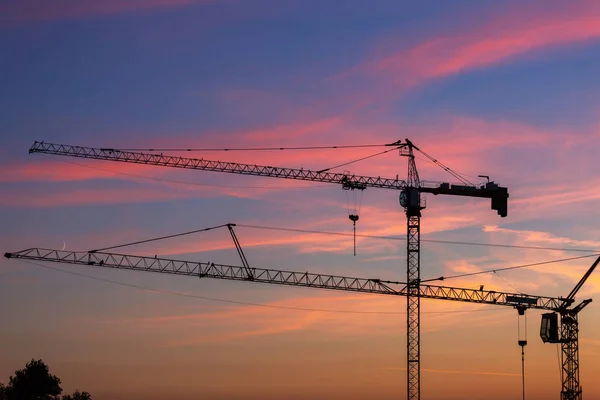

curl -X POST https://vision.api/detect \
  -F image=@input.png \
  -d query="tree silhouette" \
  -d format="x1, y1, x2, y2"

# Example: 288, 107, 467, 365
4, 359, 62, 400
62, 391, 92, 400
0, 359, 92, 400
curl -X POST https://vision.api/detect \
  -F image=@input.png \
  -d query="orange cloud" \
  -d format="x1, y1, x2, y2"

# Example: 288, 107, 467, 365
420, 223, 600, 305
475, 227, 600, 295
77, 201, 494, 258
381, 367, 521, 378
100, 292, 506, 347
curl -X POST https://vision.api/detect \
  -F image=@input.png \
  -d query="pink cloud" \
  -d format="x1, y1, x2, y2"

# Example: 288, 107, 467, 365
11, 116, 598, 263
0, 186, 201, 208
1, 160, 170, 183
0, 0, 214, 26
344, 2, 600, 95
103, 293, 502, 347
510, 177, 600, 223
70, 201, 500, 258
483, 225, 600, 251
10, 111, 560, 199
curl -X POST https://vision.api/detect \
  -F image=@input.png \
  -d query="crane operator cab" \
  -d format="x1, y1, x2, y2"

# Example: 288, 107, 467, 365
400, 188, 425, 217
540, 312, 560, 343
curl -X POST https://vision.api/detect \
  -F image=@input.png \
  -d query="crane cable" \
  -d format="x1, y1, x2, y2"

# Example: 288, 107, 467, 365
88, 224, 230, 252
83, 222, 600, 256
235, 224, 600, 253
116, 143, 390, 152
52, 146, 487, 189
493, 271, 522, 293
77, 223, 600, 286
316, 147, 398, 173
414, 147, 474, 186
422, 253, 600, 283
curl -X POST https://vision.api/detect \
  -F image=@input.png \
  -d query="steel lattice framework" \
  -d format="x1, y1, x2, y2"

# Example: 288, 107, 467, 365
28, 141, 509, 202
555, 298, 592, 400
406, 215, 421, 399
561, 313, 581, 400
26, 139, 512, 400
7, 246, 595, 400
4, 248, 568, 311
30, 141, 410, 189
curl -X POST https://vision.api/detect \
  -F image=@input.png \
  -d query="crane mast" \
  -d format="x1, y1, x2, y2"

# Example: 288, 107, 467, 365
540, 256, 599, 400
28, 139, 510, 400
401, 140, 424, 400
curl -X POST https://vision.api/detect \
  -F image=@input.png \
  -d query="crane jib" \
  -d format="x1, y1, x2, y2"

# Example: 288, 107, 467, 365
30, 141, 408, 189
29, 142, 508, 214
5, 248, 563, 311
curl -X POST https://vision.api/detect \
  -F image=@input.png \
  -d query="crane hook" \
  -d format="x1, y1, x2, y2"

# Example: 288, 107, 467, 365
349, 214, 359, 256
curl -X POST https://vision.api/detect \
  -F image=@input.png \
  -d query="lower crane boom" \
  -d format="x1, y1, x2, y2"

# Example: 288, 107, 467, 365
4, 248, 566, 311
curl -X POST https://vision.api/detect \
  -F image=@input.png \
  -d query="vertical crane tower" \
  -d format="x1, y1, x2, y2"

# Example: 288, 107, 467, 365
26, 139, 509, 400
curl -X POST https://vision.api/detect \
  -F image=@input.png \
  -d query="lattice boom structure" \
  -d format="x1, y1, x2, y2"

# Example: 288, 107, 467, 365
5, 248, 567, 311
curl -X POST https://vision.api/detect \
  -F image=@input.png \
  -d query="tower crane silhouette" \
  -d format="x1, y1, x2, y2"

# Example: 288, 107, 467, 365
22, 138, 511, 400
540, 256, 599, 400
5, 227, 597, 400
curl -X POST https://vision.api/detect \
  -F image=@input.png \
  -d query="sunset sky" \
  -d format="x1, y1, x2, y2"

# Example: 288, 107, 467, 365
2, 1, 600, 399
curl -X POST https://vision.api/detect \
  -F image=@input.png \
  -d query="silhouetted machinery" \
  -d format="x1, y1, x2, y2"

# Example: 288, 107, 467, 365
539, 256, 599, 400
5, 236, 597, 400
23, 139, 508, 400
4, 140, 594, 399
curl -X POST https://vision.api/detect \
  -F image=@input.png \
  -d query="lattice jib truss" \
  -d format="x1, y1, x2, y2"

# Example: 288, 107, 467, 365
28, 141, 509, 208
4, 248, 567, 311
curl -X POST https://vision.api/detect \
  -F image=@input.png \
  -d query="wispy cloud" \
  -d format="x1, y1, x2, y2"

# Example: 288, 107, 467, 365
437, 226, 600, 296
483, 226, 600, 251
381, 366, 521, 378
100, 293, 505, 347
342, 2, 600, 97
